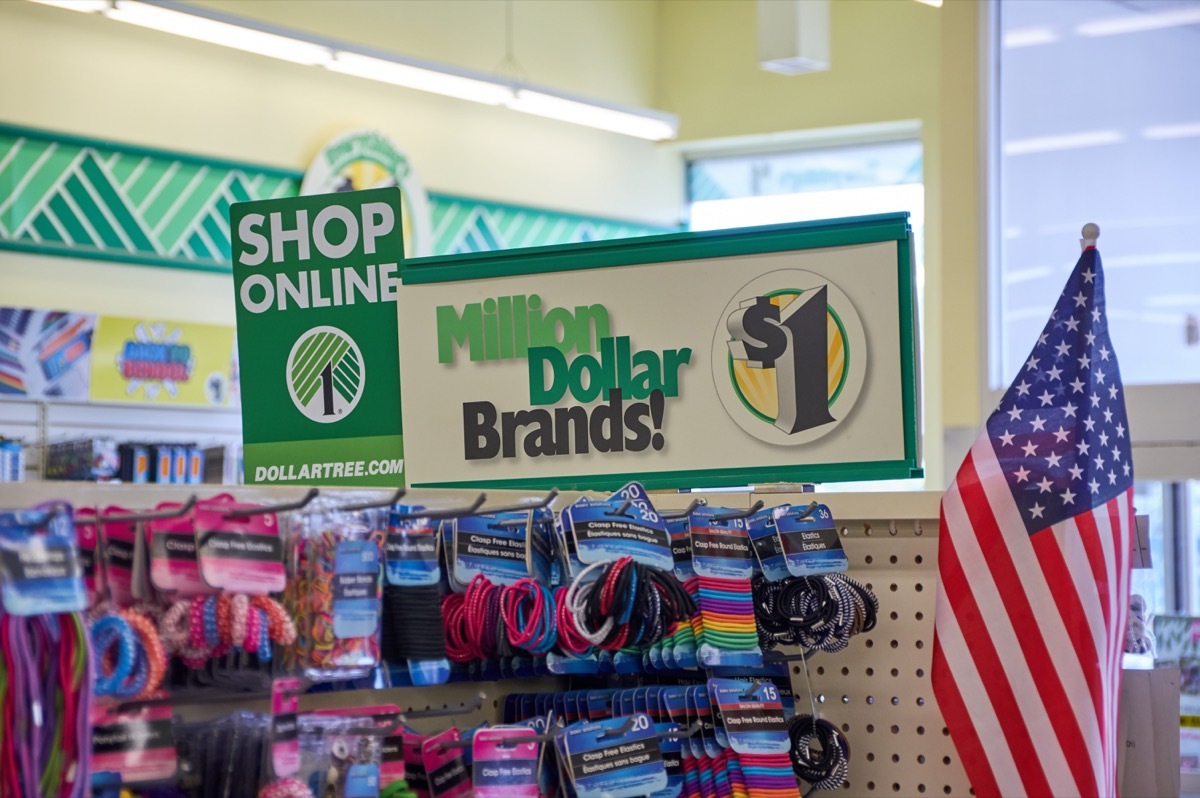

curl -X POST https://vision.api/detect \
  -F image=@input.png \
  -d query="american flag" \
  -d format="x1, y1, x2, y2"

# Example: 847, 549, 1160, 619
932, 243, 1133, 797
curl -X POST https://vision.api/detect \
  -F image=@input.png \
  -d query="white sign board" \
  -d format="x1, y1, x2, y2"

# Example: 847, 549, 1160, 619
397, 213, 919, 490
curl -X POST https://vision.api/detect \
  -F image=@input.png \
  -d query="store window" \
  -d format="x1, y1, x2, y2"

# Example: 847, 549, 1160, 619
686, 138, 925, 492
993, 0, 1200, 389
993, 0, 1200, 618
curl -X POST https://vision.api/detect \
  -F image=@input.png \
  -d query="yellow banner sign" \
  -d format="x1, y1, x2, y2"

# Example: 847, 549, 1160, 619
89, 316, 236, 406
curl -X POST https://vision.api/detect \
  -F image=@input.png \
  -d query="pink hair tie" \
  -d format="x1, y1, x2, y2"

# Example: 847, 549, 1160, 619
244, 607, 262, 653
258, 779, 313, 798
159, 600, 192, 653
231, 594, 250, 648
188, 597, 208, 652
180, 646, 209, 669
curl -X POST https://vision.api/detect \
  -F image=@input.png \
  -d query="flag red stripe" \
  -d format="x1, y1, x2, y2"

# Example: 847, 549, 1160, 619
1076, 498, 1120, 783
1074, 509, 1112, 630
931, 636, 1002, 798
1030, 528, 1107, 731
957, 452, 1100, 797
935, 517, 1053, 797
1033, 519, 1112, 784
1107, 492, 1134, 795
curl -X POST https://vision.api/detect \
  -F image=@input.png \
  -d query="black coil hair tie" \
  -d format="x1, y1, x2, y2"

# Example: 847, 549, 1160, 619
752, 574, 878, 653
789, 714, 850, 791
381, 584, 449, 661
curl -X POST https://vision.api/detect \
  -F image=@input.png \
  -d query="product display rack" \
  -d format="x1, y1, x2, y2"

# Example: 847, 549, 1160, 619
0, 398, 242, 480
0, 481, 968, 797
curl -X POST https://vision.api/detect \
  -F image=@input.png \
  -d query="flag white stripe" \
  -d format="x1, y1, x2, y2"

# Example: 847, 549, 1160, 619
1093, 496, 1120, 787
1111, 492, 1134, 795
933, 589, 1026, 797
971, 437, 1105, 794
1052, 515, 1111, 781
942, 472, 1076, 794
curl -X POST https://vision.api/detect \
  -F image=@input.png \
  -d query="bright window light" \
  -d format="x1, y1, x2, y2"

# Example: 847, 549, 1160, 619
1077, 6, 1200, 37
328, 52, 512, 106
1003, 130, 1124, 156
104, 1, 333, 66
508, 90, 678, 142
1143, 122, 1200, 141
1003, 27, 1059, 48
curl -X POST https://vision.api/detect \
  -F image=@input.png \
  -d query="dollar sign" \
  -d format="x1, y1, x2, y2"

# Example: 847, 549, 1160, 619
726, 296, 789, 368
727, 288, 835, 435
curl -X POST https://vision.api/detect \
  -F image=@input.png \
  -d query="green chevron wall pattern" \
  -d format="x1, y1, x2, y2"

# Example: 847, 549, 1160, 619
0, 124, 670, 272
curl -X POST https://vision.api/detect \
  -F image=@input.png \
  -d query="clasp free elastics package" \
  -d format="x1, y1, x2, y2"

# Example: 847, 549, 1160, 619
0, 502, 86, 615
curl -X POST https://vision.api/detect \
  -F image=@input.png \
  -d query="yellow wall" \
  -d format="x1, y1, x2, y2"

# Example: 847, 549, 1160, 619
0, 0, 988, 481
658, 0, 986, 482
0, 0, 681, 222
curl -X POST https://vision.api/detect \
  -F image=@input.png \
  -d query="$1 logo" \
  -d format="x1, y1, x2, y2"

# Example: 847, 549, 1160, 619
286, 326, 365, 423
712, 271, 867, 446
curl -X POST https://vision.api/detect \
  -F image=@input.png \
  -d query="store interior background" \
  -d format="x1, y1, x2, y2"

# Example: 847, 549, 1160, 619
2, 0, 1198, 613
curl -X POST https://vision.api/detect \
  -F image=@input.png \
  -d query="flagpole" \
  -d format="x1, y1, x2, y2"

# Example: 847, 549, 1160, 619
1081, 222, 1100, 250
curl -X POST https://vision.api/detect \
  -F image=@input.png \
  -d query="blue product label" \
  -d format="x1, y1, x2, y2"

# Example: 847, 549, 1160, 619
560, 714, 667, 798
666, 517, 695, 581
453, 513, 530, 586
568, 499, 671, 572
528, 509, 554, 585
777, 504, 847, 576
547, 651, 600, 675
708, 679, 790, 755
746, 505, 790, 581
689, 508, 753, 579
0, 505, 86, 615
332, 539, 381, 639
343, 763, 381, 798
385, 506, 440, 586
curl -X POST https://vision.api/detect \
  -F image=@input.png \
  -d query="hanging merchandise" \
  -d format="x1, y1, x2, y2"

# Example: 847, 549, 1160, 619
292, 501, 385, 679
688, 506, 763, 669
787, 715, 850, 791
0, 479, 899, 797
381, 499, 451, 686
0, 502, 92, 798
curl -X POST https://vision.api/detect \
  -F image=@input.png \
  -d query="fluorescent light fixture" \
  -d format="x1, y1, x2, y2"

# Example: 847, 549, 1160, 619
1004, 267, 1052, 284
1004, 130, 1124, 156
1077, 6, 1200, 37
329, 53, 512, 106
1105, 251, 1200, 269
29, 0, 679, 140
28, 0, 109, 11
1143, 122, 1200, 140
104, 1, 333, 66
1145, 294, 1200, 308
1003, 27, 1059, 48
508, 89, 678, 141
913, 0, 943, 7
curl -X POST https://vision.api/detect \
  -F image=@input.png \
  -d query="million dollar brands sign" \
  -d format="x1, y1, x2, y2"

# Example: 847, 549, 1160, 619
230, 187, 406, 486
397, 214, 920, 490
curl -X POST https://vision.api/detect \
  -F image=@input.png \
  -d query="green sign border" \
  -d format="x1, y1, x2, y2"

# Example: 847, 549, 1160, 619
401, 212, 922, 491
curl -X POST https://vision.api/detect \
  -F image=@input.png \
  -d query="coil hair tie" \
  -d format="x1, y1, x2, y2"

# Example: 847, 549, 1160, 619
788, 715, 850, 790
566, 557, 696, 651
500, 578, 558, 656
753, 574, 878, 653
259, 778, 315, 798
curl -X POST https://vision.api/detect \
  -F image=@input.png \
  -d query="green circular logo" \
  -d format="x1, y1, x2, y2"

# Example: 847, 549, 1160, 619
286, 326, 364, 423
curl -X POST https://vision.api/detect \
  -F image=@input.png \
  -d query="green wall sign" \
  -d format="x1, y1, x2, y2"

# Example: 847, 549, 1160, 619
231, 187, 405, 486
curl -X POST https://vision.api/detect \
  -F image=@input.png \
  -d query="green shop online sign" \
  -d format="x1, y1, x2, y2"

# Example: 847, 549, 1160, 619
232, 188, 405, 486
232, 187, 920, 491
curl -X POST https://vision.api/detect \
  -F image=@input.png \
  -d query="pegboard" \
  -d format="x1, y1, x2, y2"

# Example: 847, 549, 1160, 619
772, 495, 971, 798
0, 483, 965, 796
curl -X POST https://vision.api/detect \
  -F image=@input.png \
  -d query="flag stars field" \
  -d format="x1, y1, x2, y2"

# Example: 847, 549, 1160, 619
933, 233, 1134, 798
